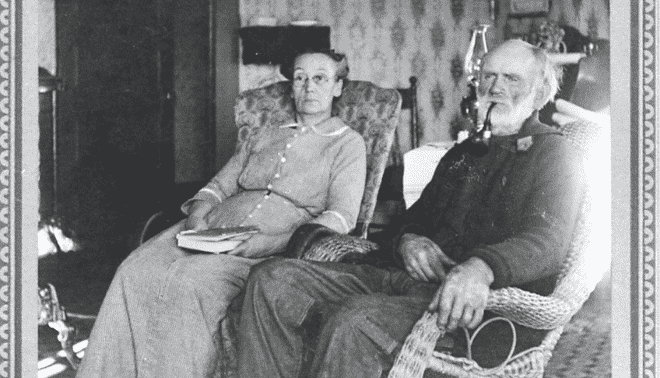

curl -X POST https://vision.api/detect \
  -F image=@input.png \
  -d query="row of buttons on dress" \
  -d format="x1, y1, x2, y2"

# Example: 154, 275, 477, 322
239, 126, 307, 227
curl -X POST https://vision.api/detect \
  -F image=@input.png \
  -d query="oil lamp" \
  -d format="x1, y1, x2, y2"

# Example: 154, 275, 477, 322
461, 23, 490, 128
459, 24, 494, 156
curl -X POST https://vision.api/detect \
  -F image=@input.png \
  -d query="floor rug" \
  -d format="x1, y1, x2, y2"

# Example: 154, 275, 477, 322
544, 316, 611, 378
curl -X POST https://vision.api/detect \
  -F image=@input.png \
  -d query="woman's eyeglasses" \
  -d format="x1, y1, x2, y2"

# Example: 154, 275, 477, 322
292, 73, 333, 87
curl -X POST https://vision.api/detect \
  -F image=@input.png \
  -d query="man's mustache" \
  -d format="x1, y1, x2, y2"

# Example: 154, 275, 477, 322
478, 99, 507, 109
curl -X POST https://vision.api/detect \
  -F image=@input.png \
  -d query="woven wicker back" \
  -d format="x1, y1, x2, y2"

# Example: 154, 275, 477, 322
552, 118, 609, 311
234, 80, 402, 237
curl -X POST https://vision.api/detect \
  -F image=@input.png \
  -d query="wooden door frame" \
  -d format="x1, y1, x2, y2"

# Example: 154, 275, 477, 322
213, 0, 241, 171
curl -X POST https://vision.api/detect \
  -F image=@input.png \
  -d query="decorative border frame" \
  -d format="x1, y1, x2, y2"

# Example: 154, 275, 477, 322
5, 0, 39, 376
631, 1, 658, 377
2, 0, 17, 375
0, 0, 656, 376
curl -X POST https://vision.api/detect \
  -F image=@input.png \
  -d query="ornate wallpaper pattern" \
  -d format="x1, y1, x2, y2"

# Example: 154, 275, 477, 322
239, 0, 610, 149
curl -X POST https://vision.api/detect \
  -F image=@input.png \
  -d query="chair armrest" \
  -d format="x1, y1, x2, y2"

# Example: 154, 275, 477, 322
285, 223, 379, 262
290, 227, 582, 329
284, 223, 338, 259
389, 286, 578, 378
139, 210, 186, 245
389, 306, 570, 378
388, 311, 445, 378
302, 233, 379, 262
485, 287, 575, 330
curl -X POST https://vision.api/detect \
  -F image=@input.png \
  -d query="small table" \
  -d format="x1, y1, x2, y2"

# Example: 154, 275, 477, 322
402, 142, 453, 208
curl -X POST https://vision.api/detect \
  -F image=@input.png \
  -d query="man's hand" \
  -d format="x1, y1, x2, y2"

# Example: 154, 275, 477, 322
228, 233, 291, 258
184, 200, 215, 231
428, 257, 494, 331
398, 233, 456, 283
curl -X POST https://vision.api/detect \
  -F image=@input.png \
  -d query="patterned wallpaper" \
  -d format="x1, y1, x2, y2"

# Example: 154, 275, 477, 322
238, 0, 610, 150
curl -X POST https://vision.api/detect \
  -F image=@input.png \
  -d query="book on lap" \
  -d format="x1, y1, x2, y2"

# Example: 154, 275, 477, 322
176, 226, 260, 254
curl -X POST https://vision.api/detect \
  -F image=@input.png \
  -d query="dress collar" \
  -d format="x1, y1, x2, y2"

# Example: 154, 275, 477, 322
279, 116, 348, 136
309, 117, 348, 136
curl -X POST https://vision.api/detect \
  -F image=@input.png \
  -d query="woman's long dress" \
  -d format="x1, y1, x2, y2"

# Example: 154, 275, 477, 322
76, 117, 366, 378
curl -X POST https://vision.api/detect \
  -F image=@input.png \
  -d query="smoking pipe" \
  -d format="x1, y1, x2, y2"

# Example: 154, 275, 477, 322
465, 102, 496, 157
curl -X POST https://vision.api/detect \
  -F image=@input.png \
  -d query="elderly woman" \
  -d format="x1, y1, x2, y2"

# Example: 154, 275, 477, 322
77, 49, 366, 378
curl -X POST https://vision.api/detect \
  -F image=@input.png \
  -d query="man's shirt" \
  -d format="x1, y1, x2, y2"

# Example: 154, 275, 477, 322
386, 113, 586, 295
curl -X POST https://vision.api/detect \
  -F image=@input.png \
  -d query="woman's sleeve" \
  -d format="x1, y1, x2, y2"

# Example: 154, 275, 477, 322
310, 134, 367, 233
180, 139, 251, 215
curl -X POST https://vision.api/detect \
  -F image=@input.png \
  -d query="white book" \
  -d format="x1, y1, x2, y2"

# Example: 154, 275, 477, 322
176, 226, 259, 254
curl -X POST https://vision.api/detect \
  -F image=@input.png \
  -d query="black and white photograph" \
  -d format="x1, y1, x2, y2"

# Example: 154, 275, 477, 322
0, 0, 652, 377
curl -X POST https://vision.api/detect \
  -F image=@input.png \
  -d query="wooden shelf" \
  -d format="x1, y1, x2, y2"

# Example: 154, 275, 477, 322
239, 25, 331, 65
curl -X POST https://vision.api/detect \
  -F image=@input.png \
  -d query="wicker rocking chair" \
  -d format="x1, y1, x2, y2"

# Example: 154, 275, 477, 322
297, 116, 608, 378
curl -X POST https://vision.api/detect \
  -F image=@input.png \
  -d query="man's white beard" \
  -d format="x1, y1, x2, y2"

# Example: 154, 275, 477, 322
478, 92, 536, 136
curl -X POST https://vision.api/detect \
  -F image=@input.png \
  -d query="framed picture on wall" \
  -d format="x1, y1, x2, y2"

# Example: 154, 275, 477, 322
509, 0, 550, 16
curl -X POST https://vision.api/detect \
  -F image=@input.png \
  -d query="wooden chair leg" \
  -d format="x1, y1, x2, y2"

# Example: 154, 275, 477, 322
39, 283, 81, 370
49, 319, 81, 369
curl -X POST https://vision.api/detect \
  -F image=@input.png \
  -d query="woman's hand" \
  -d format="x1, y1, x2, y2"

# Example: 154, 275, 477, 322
228, 232, 292, 259
184, 200, 215, 231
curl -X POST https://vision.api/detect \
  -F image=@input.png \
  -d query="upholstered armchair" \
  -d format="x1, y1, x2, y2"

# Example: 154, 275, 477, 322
232, 80, 402, 238
140, 80, 402, 245
136, 79, 401, 377
203, 79, 401, 377
291, 115, 608, 378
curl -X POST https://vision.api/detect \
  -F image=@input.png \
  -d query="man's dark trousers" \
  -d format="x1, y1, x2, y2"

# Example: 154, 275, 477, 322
236, 258, 546, 378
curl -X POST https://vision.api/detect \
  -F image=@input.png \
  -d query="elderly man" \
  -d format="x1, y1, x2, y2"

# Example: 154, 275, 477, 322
236, 39, 586, 378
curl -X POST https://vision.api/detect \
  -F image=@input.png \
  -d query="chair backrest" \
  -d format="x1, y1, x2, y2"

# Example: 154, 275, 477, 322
552, 117, 609, 312
397, 76, 419, 149
234, 80, 402, 238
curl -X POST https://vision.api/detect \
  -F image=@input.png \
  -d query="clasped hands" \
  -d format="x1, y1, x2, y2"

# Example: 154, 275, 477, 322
184, 200, 290, 258
399, 233, 494, 332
